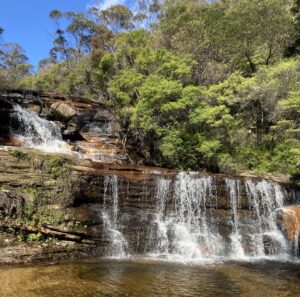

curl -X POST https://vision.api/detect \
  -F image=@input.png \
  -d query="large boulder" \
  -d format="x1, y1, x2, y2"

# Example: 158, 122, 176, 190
276, 206, 300, 254
50, 102, 77, 122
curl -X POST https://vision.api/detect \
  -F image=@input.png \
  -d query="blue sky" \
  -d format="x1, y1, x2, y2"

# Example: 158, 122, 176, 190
0, 0, 133, 69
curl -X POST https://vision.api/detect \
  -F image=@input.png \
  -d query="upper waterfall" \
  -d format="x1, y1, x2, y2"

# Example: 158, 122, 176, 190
0, 93, 128, 163
12, 105, 69, 154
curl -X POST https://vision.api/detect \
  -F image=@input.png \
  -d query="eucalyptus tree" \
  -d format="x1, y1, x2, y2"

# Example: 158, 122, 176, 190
0, 43, 32, 87
49, 10, 100, 64
220, 0, 296, 72
287, 0, 300, 55
89, 5, 136, 34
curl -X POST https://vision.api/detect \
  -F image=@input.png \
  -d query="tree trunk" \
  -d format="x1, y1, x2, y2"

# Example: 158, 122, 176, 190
245, 53, 256, 72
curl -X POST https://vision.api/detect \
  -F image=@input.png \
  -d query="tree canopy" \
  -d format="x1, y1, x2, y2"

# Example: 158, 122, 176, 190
3, 0, 300, 178
0, 42, 32, 88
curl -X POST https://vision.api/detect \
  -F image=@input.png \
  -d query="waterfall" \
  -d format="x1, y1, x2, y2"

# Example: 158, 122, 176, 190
244, 179, 288, 258
170, 173, 223, 259
147, 173, 224, 261
11, 105, 68, 153
100, 172, 294, 262
102, 175, 129, 257
225, 178, 245, 258
152, 177, 171, 256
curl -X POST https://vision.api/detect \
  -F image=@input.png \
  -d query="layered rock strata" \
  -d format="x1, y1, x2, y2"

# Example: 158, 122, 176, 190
0, 146, 299, 263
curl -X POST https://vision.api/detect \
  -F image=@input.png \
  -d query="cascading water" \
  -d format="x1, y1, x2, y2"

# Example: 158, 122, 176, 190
169, 173, 223, 260
244, 179, 288, 258
11, 105, 68, 153
102, 175, 129, 258
150, 177, 171, 256
225, 178, 245, 258
100, 172, 295, 262
145, 173, 224, 261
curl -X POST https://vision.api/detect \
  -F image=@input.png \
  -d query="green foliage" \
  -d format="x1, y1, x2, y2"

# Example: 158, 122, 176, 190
45, 156, 70, 179
0, 43, 32, 88
15, 1, 300, 178
27, 232, 42, 242
21, 57, 100, 98
10, 149, 29, 160
221, 0, 296, 70
158, 0, 296, 80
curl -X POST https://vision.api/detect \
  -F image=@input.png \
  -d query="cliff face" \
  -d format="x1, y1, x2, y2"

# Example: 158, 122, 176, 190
0, 89, 300, 264
0, 146, 299, 263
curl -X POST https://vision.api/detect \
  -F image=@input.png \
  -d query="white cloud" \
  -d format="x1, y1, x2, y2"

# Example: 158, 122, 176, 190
88, 0, 126, 11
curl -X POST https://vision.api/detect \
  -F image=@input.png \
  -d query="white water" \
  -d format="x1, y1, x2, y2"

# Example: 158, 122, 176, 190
12, 105, 69, 153
225, 178, 245, 259
101, 173, 295, 262
149, 173, 224, 261
102, 175, 129, 258
169, 173, 223, 260
151, 178, 171, 256
244, 179, 288, 258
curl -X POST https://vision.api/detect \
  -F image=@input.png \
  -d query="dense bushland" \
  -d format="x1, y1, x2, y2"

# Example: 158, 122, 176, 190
1, 0, 300, 177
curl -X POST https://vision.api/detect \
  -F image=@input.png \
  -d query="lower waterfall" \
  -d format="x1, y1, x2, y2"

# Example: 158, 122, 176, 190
102, 175, 129, 258
101, 172, 296, 262
148, 173, 223, 261
225, 178, 245, 258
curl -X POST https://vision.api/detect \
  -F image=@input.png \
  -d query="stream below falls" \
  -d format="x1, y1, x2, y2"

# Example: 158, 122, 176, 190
0, 259, 299, 297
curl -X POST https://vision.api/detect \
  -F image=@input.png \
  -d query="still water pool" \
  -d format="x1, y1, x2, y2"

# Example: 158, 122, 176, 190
0, 259, 299, 297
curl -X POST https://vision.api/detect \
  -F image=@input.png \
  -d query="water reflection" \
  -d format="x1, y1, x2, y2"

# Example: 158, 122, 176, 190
0, 259, 299, 297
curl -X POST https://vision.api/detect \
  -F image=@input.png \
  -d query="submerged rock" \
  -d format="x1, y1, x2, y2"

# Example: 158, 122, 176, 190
263, 234, 283, 255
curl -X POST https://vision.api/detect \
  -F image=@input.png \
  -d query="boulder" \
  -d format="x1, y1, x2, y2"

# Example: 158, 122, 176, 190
276, 206, 300, 254
51, 102, 77, 122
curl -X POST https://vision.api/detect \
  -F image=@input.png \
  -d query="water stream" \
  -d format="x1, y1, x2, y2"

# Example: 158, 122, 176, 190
0, 259, 299, 297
